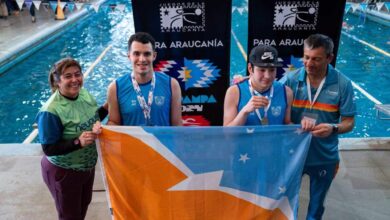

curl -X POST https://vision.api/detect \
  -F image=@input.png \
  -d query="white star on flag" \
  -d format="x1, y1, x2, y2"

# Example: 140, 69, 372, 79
294, 128, 304, 135
239, 153, 250, 163
279, 186, 286, 194
246, 128, 254, 133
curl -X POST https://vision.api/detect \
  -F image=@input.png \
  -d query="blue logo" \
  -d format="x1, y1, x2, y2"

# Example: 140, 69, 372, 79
155, 58, 221, 90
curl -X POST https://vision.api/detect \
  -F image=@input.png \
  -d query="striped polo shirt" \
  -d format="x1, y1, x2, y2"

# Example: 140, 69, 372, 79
283, 65, 356, 165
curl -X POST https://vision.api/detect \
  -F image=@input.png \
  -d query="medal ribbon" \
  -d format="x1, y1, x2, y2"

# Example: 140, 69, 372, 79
306, 76, 326, 110
131, 73, 156, 125
249, 79, 274, 122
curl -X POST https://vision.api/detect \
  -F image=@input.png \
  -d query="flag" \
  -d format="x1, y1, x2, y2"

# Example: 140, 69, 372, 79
97, 125, 311, 220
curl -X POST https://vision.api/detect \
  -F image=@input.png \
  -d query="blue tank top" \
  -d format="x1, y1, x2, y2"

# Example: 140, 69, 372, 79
116, 72, 172, 126
237, 79, 287, 125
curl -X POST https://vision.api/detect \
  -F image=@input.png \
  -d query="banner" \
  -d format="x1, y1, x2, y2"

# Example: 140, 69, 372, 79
248, 0, 346, 79
97, 125, 311, 220
132, 0, 232, 126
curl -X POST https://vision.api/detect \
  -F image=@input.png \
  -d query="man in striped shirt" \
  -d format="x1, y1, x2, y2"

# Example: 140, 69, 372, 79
283, 34, 356, 220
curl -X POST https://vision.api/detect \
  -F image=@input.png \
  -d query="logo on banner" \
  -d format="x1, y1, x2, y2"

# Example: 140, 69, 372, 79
182, 95, 217, 104
155, 58, 220, 90
160, 2, 206, 32
182, 95, 217, 113
182, 115, 211, 126
273, 1, 319, 30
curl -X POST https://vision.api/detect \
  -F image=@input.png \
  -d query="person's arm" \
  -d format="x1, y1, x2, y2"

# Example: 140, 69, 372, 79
38, 112, 96, 156
107, 81, 121, 125
336, 116, 355, 134
311, 75, 356, 137
170, 78, 183, 126
97, 102, 108, 121
311, 116, 355, 137
42, 138, 81, 156
42, 131, 97, 156
223, 86, 241, 126
284, 85, 293, 124
223, 85, 269, 126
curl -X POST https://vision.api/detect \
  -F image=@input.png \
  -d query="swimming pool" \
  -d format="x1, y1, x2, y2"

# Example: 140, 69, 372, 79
0, 0, 389, 143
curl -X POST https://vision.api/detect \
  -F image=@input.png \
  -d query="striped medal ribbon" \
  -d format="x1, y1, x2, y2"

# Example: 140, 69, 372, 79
249, 79, 273, 125
131, 73, 156, 126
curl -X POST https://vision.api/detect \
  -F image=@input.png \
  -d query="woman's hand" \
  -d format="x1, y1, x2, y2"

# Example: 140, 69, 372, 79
78, 131, 97, 147
92, 121, 102, 135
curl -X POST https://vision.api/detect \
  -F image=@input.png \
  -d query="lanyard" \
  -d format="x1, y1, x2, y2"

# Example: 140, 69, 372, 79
131, 73, 156, 125
248, 79, 273, 121
306, 76, 325, 110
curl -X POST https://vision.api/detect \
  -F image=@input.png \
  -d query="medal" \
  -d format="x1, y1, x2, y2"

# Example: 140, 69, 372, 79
249, 79, 273, 125
261, 117, 269, 125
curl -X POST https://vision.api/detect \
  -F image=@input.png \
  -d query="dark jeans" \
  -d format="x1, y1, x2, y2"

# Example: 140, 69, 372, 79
41, 156, 95, 220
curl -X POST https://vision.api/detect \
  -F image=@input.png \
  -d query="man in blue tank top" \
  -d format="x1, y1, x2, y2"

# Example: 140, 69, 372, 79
283, 34, 356, 220
223, 45, 293, 126
106, 32, 182, 126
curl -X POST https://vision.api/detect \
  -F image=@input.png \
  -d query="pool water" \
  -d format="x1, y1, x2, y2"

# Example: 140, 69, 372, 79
0, 0, 389, 143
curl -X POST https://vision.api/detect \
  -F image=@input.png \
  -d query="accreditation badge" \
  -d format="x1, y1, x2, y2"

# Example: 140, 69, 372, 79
302, 112, 318, 125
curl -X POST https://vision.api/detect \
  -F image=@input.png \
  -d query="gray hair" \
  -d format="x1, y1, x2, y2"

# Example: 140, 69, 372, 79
303, 34, 334, 57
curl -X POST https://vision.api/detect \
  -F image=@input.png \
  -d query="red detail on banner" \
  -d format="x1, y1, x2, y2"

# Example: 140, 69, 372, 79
182, 115, 210, 126
154, 60, 169, 72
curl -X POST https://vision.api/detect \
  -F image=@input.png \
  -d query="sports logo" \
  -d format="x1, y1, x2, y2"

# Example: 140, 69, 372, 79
261, 52, 275, 60
182, 105, 203, 112
155, 58, 220, 90
154, 96, 165, 106
271, 106, 282, 117
182, 95, 217, 104
160, 2, 206, 32
325, 89, 338, 96
273, 1, 319, 30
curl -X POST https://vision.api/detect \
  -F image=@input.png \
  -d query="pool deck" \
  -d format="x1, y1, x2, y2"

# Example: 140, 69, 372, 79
1, 2, 390, 220
0, 1, 100, 74
0, 140, 389, 220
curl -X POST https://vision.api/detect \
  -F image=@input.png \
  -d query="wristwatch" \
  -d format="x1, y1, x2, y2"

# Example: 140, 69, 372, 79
331, 124, 339, 134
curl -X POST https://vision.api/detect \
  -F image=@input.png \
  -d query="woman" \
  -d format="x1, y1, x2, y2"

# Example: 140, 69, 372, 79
36, 57, 107, 220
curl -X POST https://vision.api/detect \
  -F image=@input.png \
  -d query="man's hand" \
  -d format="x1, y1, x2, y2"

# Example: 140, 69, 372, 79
300, 117, 316, 131
242, 96, 269, 114
312, 123, 333, 138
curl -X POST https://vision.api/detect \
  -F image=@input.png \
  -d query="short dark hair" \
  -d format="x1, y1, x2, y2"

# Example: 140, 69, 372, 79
128, 32, 156, 52
49, 57, 82, 93
304, 34, 334, 57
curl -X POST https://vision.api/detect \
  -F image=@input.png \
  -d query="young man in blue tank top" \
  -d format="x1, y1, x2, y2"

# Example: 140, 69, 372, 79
223, 45, 293, 126
283, 34, 356, 220
105, 32, 182, 126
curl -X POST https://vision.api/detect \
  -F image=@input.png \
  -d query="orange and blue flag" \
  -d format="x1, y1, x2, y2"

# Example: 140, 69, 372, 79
97, 125, 311, 220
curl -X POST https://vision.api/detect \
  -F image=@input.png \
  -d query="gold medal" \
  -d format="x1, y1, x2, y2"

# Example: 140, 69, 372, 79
261, 117, 269, 125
